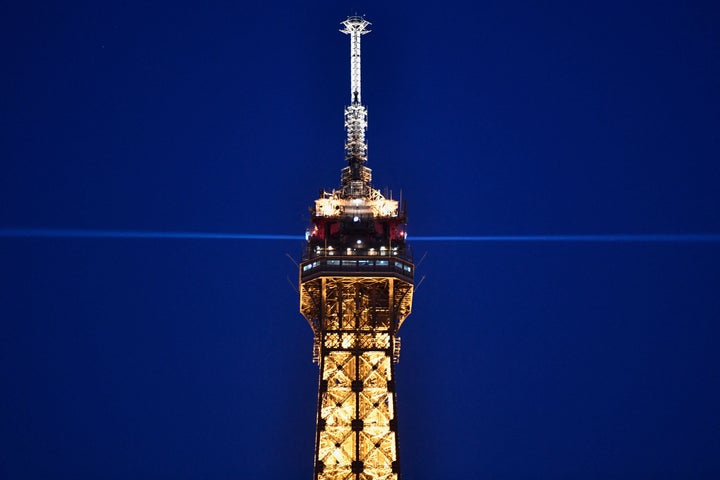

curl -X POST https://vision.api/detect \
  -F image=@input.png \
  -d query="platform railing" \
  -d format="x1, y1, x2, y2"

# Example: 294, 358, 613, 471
300, 255, 414, 282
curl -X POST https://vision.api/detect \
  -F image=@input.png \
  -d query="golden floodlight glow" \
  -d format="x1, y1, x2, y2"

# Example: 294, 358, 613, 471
299, 16, 414, 480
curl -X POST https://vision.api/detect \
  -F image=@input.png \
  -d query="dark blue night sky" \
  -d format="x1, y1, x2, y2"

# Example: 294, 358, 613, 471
2, 1, 719, 479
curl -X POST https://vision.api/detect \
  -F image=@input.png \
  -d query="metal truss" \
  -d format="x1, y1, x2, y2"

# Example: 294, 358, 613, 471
317, 350, 398, 480
300, 276, 413, 480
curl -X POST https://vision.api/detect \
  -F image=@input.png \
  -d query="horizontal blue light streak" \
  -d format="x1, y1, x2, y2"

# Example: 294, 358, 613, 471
1, 228, 719, 243
409, 234, 720, 242
0, 228, 303, 241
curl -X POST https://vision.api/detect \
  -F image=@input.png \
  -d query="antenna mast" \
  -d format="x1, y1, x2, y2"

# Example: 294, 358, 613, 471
341, 16, 370, 104
340, 16, 372, 197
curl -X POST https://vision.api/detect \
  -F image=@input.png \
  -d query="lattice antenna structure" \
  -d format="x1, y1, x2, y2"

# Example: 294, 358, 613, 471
340, 16, 372, 198
300, 16, 414, 480
341, 16, 370, 105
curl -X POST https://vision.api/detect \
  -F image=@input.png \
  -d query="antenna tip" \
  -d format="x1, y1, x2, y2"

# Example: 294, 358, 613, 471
340, 15, 371, 34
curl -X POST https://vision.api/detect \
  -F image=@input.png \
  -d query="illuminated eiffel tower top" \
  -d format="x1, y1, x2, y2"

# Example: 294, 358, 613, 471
308, 16, 403, 243
299, 16, 414, 480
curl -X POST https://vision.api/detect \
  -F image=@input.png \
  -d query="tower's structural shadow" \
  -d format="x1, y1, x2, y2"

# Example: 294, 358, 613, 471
299, 16, 414, 480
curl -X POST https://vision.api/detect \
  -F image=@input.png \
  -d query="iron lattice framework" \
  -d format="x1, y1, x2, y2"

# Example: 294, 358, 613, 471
299, 16, 414, 480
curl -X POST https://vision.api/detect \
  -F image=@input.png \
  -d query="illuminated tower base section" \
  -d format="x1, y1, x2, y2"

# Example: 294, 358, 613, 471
301, 274, 413, 480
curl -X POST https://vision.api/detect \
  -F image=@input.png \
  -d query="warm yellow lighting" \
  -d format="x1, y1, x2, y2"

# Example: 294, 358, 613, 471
370, 198, 398, 217
300, 275, 413, 479
315, 198, 343, 217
